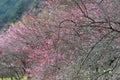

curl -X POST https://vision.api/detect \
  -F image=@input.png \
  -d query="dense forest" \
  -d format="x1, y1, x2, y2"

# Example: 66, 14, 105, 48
0, 0, 33, 28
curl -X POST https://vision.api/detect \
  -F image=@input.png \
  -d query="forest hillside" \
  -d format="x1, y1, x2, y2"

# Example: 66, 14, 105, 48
0, 0, 33, 28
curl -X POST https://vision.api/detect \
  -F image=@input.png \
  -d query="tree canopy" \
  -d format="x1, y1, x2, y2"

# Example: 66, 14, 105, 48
0, 0, 120, 80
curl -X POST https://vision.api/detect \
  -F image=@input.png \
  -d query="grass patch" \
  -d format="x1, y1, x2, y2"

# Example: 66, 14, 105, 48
0, 76, 27, 80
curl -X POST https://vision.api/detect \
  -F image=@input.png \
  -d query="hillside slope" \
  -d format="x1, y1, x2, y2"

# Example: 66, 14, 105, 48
0, 0, 33, 28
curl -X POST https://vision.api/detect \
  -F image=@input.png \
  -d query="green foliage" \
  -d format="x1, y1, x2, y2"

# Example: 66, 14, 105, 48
0, 76, 27, 80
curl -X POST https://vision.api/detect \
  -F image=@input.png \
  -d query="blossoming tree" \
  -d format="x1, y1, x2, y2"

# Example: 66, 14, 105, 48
0, 0, 120, 80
